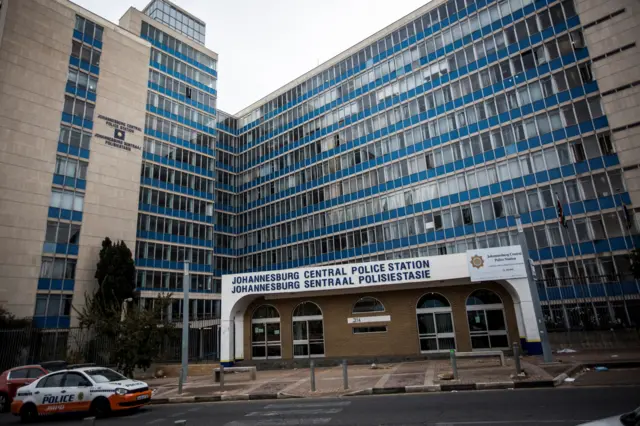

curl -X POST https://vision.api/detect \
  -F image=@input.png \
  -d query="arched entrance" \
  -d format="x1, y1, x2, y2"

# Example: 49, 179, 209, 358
416, 293, 456, 352
466, 289, 509, 350
292, 302, 324, 357
251, 305, 281, 359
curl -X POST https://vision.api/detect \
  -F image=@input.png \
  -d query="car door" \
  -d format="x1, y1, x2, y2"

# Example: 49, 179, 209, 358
6, 368, 31, 399
60, 372, 92, 412
34, 372, 65, 413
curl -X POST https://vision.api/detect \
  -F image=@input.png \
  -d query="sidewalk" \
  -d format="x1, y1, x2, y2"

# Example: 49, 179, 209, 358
147, 356, 556, 403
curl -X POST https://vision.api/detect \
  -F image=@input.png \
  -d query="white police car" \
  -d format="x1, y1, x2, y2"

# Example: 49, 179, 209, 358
11, 367, 151, 423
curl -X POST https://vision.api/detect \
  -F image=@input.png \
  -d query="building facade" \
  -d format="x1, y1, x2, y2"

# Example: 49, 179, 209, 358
1, 0, 640, 353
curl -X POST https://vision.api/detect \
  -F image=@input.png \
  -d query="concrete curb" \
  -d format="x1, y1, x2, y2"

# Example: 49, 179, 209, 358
344, 388, 373, 396
513, 380, 554, 388
405, 385, 441, 393
277, 392, 304, 399
476, 381, 514, 390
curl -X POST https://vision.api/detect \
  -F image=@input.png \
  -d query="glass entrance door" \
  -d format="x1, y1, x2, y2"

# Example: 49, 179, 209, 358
417, 311, 455, 352
467, 308, 509, 349
293, 319, 324, 357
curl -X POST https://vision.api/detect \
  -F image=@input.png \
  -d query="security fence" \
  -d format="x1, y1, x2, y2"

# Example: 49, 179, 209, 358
0, 319, 220, 373
537, 274, 640, 349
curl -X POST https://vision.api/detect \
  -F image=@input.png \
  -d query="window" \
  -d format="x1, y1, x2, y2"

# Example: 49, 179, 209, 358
55, 156, 88, 180
352, 296, 385, 313
8, 369, 28, 379
37, 373, 65, 388
63, 372, 91, 387
353, 326, 387, 334
40, 257, 76, 279
58, 126, 91, 150
50, 189, 84, 212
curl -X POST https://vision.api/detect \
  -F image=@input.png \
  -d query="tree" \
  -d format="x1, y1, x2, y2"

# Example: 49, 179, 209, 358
631, 248, 640, 280
94, 237, 135, 307
75, 293, 177, 376
0, 305, 30, 329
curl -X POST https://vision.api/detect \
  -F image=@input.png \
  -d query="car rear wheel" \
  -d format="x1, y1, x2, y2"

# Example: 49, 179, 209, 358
0, 392, 9, 413
90, 397, 111, 418
19, 403, 38, 424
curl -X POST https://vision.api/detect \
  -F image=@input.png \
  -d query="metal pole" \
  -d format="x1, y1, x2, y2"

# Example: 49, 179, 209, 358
513, 342, 522, 375
516, 215, 554, 363
342, 359, 348, 390
219, 364, 224, 391
449, 349, 458, 380
178, 260, 190, 395
309, 360, 316, 392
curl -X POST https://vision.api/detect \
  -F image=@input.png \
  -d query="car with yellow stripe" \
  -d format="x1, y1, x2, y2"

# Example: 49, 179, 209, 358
10, 367, 152, 423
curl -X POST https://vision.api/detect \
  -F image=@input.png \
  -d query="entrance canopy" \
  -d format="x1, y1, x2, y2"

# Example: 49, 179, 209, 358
220, 246, 542, 364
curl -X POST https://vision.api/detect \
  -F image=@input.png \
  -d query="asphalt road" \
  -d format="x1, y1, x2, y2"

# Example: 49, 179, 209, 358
2, 386, 639, 426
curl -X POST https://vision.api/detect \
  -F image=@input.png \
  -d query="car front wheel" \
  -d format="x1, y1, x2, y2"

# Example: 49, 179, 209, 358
90, 397, 111, 418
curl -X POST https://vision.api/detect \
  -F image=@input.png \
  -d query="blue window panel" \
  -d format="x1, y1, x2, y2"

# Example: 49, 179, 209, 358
593, 240, 611, 253
37, 278, 51, 290
574, 161, 589, 174
63, 280, 74, 291
609, 237, 628, 251
551, 246, 566, 258
579, 242, 596, 254
542, 207, 557, 221
589, 283, 606, 297
559, 286, 576, 300
622, 281, 640, 295
574, 284, 590, 298
603, 155, 620, 167
538, 248, 552, 261
530, 210, 544, 223
584, 199, 600, 212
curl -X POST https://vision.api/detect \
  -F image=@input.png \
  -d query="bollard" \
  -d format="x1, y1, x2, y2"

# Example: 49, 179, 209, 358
83, 417, 95, 426
175, 420, 187, 426
513, 342, 522, 375
449, 349, 458, 380
342, 359, 349, 390
310, 360, 316, 392
219, 364, 225, 391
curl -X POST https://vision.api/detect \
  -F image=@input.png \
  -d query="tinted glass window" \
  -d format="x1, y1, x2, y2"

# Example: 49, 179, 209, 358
8, 369, 28, 379
37, 373, 64, 388
27, 368, 45, 379
64, 372, 91, 387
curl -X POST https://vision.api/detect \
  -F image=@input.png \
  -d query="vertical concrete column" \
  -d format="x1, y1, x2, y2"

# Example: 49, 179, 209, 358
234, 314, 245, 360
220, 318, 234, 366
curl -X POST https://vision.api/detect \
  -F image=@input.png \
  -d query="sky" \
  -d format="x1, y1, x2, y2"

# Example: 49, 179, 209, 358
74, 0, 430, 115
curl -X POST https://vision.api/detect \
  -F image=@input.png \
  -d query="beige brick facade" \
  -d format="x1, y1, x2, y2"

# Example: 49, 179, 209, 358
241, 282, 519, 360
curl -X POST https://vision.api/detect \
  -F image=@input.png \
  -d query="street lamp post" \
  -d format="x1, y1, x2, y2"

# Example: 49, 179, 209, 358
120, 298, 133, 322
178, 260, 190, 394
515, 215, 554, 363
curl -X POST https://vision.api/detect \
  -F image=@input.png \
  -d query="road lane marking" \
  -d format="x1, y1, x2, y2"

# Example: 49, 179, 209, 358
170, 412, 186, 418
435, 421, 593, 425
225, 419, 332, 426
246, 408, 343, 417
187, 407, 201, 412
263, 401, 351, 409
146, 419, 165, 425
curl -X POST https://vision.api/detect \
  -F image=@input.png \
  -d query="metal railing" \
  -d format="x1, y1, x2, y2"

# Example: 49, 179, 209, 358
0, 319, 220, 372
536, 274, 640, 349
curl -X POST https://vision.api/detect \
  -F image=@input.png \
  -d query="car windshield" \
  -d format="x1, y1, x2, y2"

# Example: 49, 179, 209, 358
85, 368, 127, 383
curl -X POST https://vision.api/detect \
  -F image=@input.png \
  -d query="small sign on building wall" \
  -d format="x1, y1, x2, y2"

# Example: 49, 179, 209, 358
467, 245, 527, 282
347, 315, 391, 324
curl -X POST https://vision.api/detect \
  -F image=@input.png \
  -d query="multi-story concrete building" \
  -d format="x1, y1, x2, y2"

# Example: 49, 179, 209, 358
1, 0, 640, 358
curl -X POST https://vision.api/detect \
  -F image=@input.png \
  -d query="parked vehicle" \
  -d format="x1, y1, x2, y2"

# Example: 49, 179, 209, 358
0, 361, 95, 412
10, 367, 151, 423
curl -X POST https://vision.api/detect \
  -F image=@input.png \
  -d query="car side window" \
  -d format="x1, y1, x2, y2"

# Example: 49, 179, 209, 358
63, 372, 91, 387
27, 368, 45, 379
36, 373, 64, 388
8, 369, 28, 379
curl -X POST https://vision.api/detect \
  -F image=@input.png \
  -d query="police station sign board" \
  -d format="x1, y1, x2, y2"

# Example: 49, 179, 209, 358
467, 246, 527, 282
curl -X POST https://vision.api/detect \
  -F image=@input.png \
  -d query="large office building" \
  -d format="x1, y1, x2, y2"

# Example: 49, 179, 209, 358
1, 0, 639, 358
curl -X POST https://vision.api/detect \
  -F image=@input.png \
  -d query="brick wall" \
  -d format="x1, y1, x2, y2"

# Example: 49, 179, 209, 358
242, 282, 519, 360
